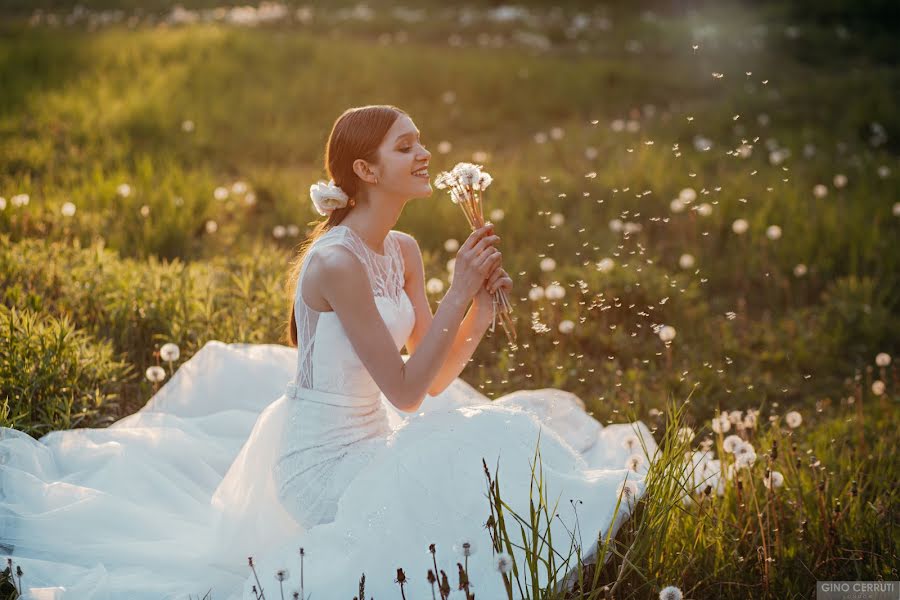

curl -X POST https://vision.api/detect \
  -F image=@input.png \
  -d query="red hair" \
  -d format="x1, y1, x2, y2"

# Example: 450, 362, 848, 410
283, 105, 406, 347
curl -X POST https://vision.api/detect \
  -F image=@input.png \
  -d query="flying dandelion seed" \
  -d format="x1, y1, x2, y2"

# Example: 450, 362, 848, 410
426, 278, 444, 295
763, 470, 784, 489
875, 352, 892, 367
785, 410, 802, 428
145, 366, 166, 383
732, 218, 749, 234
61, 202, 76, 217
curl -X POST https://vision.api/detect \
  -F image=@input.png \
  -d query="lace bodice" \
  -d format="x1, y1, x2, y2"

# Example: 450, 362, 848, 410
292, 225, 415, 397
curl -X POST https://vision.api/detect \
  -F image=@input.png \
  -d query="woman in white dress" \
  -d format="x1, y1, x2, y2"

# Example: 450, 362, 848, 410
0, 105, 656, 599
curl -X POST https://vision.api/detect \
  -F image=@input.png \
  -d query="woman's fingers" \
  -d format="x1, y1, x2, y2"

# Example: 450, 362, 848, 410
460, 223, 493, 253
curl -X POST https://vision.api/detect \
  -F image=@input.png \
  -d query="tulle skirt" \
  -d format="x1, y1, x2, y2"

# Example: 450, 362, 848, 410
1, 341, 656, 599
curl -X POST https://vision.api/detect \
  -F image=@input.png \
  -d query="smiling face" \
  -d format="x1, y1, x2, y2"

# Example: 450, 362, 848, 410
372, 114, 433, 200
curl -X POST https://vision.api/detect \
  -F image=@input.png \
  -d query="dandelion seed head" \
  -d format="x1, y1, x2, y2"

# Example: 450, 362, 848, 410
545, 283, 566, 300
723, 434, 743, 453
558, 319, 575, 334
145, 365, 166, 383
658, 325, 676, 342
731, 218, 749, 234
813, 184, 828, 198
426, 278, 444, 295
766, 224, 782, 240
793, 263, 808, 277
785, 410, 802, 428
160, 343, 180, 362
871, 380, 886, 396
678, 253, 695, 269
763, 470, 784, 489
444, 238, 460, 252
833, 173, 848, 188
540, 257, 557, 272
116, 183, 132, 198
495, 551, 513, 574
61, 201, 76, 217
875, 352, 891, 367
528, 286, 545, 301
213, 186, 229, 201
659, 585, 683, 600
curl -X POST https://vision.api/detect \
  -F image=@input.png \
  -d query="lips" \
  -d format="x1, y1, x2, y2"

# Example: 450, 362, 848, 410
412, 165, 429, 178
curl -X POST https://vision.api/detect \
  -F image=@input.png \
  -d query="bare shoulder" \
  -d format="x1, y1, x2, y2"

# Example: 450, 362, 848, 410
302, 244, 369, 311
392, 230, 423, 271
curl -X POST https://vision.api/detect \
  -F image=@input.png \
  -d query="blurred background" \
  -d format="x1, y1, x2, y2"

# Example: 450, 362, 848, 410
0, 0, 897, 435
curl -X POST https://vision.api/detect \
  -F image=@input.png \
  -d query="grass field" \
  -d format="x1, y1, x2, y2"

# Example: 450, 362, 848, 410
1, 1, 898, 598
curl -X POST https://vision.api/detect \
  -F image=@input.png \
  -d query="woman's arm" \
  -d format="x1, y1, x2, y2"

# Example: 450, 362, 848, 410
396, 232, 494, 396
312, 226, 498, 413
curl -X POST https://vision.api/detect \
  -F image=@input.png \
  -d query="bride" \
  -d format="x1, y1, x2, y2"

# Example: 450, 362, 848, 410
1, 105, 656, 599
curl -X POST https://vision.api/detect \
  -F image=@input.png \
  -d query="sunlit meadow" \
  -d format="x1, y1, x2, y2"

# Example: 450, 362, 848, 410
1, 1, 898, 598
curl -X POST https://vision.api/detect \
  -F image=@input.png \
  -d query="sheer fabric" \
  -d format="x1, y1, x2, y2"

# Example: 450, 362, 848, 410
1, 224, 657, 600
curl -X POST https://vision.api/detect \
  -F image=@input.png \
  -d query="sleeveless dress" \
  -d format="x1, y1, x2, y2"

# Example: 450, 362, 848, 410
0, 224, 656, 599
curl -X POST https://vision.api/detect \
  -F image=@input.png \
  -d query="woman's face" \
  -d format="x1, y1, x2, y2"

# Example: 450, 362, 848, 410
374, 114, 432, 200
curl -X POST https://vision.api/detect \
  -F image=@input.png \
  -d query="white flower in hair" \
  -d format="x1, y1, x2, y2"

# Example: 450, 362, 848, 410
309, 179, 349, 216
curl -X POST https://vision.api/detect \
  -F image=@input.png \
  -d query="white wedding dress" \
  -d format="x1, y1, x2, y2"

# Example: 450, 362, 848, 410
1, 224, 656, 599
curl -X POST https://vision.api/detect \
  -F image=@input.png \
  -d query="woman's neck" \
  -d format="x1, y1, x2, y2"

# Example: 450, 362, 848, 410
339, 197, 406, 254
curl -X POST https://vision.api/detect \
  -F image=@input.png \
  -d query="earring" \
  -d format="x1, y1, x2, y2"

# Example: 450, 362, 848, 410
349, 198, 356, 207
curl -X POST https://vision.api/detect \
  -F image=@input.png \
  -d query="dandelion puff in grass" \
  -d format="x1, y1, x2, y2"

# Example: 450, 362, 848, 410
670, 198, 686, 213
833, 173, 848, 188
145, 365, 166, 383
545, 283, 565, 300
622, 433, 640, 453
793, 263, 808, 277
626, 453, 645, 471
678, 253, 695, 269
658, 325, 676, 342
276, 569, 290, 582
213, 186, 229, 201
676, 427, 694, 444
489, 208, 505, 221
272, 225, 286, 239
528, 286, 545, 301
785, 410, 802, 428
558, 319, 575, 334
711, 413, 731, 433
871, 380, 885, 396
205, 220, 218, 234
61, 202, 76, 217
763, 470, 784, 489
734, 442, 757, 469
728, 410, 743, 425
659, 585, 683, 600
453, 539, 477, 557
444, 238, 459, 252
723, 434, 743, 453
766, 224, 782, 240
426, 278, 444, 295
596, 257, 615, 273
540, 257, 557, 272
732, 218, 749, 234
494, 552, 513, 574
549, 212, 565, 226
616, 479, 640, 506
875, 352, 891, 367
160, 343, 180, 362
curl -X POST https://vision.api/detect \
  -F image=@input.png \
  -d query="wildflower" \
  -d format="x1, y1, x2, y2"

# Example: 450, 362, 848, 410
540, 257, 557, 272
544, 283, 565, 300
622, 434, 640, 452
528, 286, 545, 301
558, 319, 575, 334
871, 380, 885, 396
676, 427, 694, 444
732, 218, 749, 234
626, 453, 646, 471
160, 343, 180, 362
426, 278, 444, 295
763, 470, 784, 489
766, 225, 782, 240
494, 551, 513, 574
723, 434, 743, 453
309, 180, 349, 216
678, 254, 695, 269
276, 569, 290, 582
785, 411, 802, 428
875, 352, 891, 367
679, 187, 697, 203
453, 539, 477, 557
61, 202, 76, 217
145, 366, 166, 383
616, 479, 640, 506
659, 585, 683, 600
711, 412, 731, 433
596, 257, 615, 273
658, 325, 676, 342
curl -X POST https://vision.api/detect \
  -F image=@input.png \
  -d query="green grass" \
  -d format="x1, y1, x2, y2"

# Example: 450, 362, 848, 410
1, 1, 898, 598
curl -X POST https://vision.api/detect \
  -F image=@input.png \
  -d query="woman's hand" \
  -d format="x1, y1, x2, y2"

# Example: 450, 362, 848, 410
446, 223, 501, 304
474, 264, 513, 313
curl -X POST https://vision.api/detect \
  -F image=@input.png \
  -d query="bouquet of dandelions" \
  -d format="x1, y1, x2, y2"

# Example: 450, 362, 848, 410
435, 162, 516, 345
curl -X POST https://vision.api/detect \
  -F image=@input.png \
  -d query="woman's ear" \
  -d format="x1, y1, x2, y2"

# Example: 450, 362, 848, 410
352, 159, 378, 185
